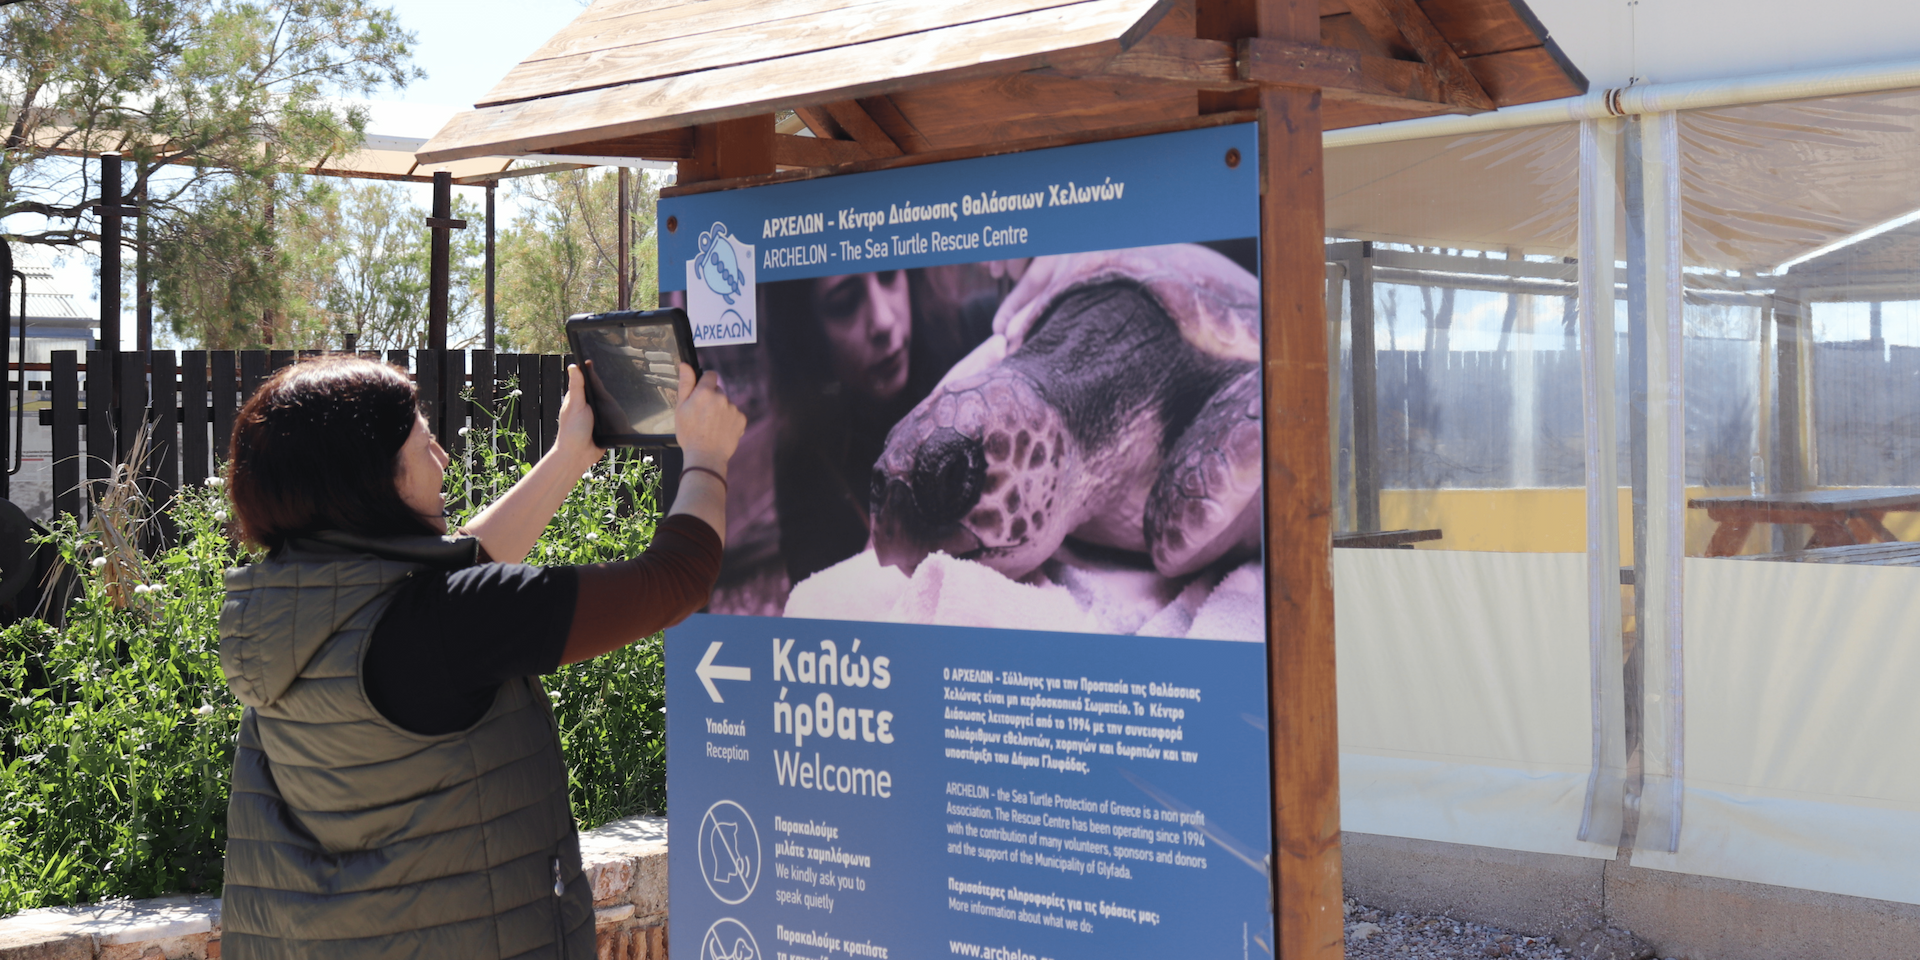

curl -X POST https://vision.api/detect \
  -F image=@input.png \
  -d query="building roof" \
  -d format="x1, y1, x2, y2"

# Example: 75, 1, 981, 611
417, 0, 1587, 168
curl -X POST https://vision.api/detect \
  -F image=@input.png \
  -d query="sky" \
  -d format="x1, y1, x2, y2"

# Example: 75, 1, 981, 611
18, 0, 588, 347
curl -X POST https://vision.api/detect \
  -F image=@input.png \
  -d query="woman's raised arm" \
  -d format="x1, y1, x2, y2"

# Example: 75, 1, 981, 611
464, 362, 744, 564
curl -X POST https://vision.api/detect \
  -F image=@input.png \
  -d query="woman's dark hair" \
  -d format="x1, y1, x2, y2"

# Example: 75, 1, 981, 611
227, 356, 436, 551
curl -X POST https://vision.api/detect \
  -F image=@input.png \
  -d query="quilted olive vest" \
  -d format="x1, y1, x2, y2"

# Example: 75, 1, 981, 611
218, 532, 593, 959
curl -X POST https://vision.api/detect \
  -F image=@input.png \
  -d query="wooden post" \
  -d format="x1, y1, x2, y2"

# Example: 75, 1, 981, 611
1256, 1, 1341, 957
618, 167, 633, 310
136, 177, 152, 352
429, 171, 453, 351
99, 155, 123, 353
485, 183, 498, 350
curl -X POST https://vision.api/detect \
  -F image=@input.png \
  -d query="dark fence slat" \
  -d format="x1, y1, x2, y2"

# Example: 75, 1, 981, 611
84, 351, 111, 496
470, 349, 494, 430
151, 351, 178, 499
441, 351, 465, 459
116, 351, 144, 468
212, 351, 238, 468
182, 352, 208, 488
417, 349, 441, 437
387, 349, 410, 372
269, 350, 294, 376
517, 355, 541, 455
239, 351, 267, 409
51, 352, 78, 518
539, 354, 562, 457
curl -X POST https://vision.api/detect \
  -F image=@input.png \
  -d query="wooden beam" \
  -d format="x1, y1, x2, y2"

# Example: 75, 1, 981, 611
1196, 0, 1260, 111
888, 72, 1196, 150
1067, 34, 1243, 89
792, 106, 850, 141
823, 100, 907, 157
1056, 34, 1480, 115
544, 129, 695, 159
852, 95, 936, 154
1464, 43, 1587, 104
663, 108, 1254, 198
1420, 0, 1553, 58
679, 115, 776, 183
772, 132, 876, 167
1240, 37, 1468, 112
1339, 0, 1493, 111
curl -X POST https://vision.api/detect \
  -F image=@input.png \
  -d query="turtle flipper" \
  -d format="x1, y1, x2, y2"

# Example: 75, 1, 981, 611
1145, 367, 1263, 578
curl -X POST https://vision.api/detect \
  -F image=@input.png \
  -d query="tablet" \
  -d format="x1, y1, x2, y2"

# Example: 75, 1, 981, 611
564, 308, 702, 447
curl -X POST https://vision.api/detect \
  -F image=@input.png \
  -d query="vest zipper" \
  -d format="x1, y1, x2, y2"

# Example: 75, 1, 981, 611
552, 855, 568, 959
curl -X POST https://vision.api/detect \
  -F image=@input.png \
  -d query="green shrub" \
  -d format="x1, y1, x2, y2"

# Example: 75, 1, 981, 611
0, 412, 671, 915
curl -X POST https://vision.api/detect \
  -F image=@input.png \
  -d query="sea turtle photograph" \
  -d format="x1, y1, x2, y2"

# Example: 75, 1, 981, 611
690, 243, 1267, 641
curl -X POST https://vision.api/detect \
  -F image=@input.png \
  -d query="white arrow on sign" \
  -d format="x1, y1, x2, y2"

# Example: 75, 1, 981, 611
695, 641, 752, 703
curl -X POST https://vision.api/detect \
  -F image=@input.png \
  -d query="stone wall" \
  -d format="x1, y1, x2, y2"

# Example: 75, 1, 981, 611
0, 815, 669, 960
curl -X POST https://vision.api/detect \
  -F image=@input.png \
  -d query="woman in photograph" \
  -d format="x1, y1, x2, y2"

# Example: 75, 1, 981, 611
761, 267, 1005, 586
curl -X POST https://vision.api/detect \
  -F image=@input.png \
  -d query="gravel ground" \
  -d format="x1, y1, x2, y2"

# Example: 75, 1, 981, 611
1343, 899, 1671, 960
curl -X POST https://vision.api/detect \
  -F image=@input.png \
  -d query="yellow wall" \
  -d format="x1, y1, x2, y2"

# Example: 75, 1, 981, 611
1380, 486, 1920, 557
1379, 487, 1607, 554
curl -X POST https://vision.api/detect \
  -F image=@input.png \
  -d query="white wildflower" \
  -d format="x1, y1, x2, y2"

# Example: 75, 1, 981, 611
509, 388, 523, 398
213, 510, 229, 523
203, 476, 225, 488
90, 557, 107, 570
133, 584, 150, 595
196, 704, 214, 717
458, 426, 471, 437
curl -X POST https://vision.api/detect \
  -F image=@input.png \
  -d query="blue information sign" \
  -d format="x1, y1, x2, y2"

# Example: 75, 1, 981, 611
660, 123, 1273, 960
668, 617, 1273, 960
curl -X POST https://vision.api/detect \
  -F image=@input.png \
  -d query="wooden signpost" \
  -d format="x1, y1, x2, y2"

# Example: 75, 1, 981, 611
420, 2, 1586, 956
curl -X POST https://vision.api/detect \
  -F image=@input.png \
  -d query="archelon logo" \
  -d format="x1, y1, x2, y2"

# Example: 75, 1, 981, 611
686, 222, 757, 347
695, 223, 745, 303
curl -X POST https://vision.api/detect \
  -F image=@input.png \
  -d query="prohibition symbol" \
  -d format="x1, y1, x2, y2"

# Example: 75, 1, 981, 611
698, 799, 761, 904
700, 918, 760, 960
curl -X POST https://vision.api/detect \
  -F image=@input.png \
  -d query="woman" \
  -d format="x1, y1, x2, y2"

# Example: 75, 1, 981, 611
216, 356, 744, 958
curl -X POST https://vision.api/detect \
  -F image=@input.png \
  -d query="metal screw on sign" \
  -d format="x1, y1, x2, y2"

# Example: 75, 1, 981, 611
666, 215, 679, 233
1225, 148, 1241, 169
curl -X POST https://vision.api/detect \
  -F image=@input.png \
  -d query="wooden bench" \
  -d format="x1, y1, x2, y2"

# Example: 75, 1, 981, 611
1333, 528, 1442, 549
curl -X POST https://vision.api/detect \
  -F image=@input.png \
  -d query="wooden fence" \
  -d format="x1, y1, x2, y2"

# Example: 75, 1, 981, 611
8, 349, 572, 519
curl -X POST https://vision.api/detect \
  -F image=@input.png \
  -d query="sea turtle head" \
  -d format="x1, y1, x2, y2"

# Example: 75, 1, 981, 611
871, 368, 1074, 579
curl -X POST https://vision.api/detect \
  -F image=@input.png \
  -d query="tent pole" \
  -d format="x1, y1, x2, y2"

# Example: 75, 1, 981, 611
1349, 241, 1379, 532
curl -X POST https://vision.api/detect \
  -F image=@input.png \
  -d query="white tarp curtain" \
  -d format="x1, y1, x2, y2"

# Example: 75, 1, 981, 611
1326, 123, 1626, 856
1631, 559, 1920, 902
1625, 91, 1920, 905
1333, 88, 1920, 907
1335, 549, 1617, 859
